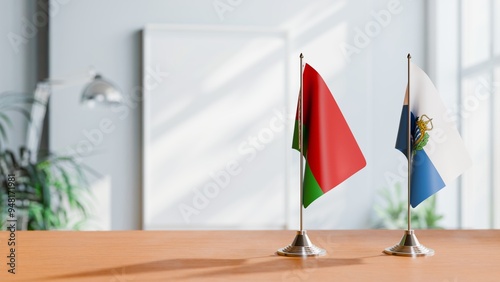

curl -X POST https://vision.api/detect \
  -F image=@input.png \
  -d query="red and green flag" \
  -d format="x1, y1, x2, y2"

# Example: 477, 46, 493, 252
293, 63, 366, 208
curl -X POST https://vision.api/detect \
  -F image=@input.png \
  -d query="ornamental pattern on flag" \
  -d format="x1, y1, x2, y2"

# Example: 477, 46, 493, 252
395, 62, 472, 208
293, 63, 366, 208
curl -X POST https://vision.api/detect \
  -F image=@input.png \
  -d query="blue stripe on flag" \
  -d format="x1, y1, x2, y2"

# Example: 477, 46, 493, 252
410, 149, 446, 207
395, 105, 416, 159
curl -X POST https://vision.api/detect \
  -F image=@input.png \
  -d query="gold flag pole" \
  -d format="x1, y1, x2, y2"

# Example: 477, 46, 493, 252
277, 53, 326, 257
383, 54, 434, 257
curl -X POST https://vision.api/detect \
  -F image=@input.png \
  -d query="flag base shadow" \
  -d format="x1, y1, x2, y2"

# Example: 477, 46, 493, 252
277, 230, 326, 257
383, 230, 434, 257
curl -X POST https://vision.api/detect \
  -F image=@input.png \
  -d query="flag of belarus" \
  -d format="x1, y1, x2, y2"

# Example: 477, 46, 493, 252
293, 64, 366, 208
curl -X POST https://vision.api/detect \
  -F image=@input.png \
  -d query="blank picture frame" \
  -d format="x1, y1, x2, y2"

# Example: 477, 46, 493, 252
142, 24, 291, 229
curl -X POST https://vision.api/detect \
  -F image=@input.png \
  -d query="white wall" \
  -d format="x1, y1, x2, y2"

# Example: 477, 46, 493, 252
49, 0, 425, 230
0, 0, 37, 150
428, 0, 500, 229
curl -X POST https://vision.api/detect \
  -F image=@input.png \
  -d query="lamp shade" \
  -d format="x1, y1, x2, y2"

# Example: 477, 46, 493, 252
81, 74, 122, 106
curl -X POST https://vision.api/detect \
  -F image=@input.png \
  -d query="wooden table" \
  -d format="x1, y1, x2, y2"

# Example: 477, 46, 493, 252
0, 230, 499, 281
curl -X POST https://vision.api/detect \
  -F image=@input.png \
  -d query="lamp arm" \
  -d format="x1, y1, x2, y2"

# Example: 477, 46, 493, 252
43, 67, 96, 89
25, 68, 96, 161
25, 82, 51, 162
25, 68, 121, 161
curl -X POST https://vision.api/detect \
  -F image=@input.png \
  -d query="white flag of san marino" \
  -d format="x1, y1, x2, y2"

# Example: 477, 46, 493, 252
395, 62, 472, 207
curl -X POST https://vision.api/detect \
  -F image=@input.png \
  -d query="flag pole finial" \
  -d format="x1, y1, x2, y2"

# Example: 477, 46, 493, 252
300, 53, 303, 59
407, 53, 411, 59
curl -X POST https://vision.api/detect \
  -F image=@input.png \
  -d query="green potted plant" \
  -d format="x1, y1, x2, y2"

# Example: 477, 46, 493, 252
373, 182, 444, 229
0, 92, 93, 230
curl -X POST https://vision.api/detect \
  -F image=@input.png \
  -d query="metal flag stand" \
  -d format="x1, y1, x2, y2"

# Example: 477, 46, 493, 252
383, 54, 434, 257
277, 53, 326, 257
